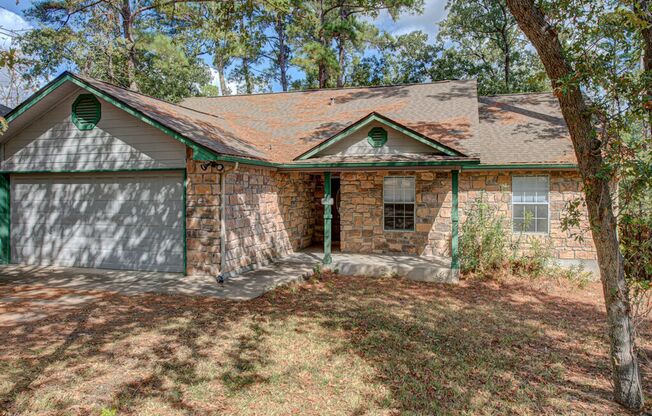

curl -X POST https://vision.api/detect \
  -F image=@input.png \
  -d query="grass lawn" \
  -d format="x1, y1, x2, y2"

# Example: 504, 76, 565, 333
0, 274, 650, 415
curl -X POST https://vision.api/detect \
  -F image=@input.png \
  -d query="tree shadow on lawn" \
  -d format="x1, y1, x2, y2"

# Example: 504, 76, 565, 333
266, 278, 648, 414
0, 278, 648, 415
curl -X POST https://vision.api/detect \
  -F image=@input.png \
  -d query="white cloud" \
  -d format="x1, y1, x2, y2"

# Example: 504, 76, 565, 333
370, 0, 448, 40
0, 7, 32, 50
207, 66, 240, 95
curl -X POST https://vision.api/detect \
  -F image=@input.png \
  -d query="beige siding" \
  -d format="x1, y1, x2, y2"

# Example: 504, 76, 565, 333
1, 88, 186, 171
316, 120, 437, 156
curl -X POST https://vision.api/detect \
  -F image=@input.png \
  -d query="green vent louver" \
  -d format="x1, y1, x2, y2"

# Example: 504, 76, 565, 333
367, 127, 388, 148
72, 94, 101, 130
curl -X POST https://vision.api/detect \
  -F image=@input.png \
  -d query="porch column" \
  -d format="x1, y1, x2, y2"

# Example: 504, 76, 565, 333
323, 172, 333, 265
451, 170, 460, 272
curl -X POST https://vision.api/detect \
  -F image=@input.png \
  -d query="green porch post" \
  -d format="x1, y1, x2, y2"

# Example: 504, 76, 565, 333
451, 170, 460, 271
323, 172, 332, 265
0, 174, 9, 264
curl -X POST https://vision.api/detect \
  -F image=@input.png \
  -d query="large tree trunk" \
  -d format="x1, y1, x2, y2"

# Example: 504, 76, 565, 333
506, 0, 644, 410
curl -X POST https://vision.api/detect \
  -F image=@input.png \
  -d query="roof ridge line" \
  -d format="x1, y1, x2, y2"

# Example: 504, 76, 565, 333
479, 91, 554, 98
183, 79, 477, 100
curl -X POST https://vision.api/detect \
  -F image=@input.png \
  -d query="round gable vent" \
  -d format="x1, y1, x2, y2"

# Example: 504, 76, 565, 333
72, 94, 101, 130
367, 127, 388, 148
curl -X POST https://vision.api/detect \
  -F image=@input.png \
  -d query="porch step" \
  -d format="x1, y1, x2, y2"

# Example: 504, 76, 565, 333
327, 253, 458, 283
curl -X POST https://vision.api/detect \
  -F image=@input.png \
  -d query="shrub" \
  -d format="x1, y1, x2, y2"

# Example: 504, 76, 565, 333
459, 193, 508, 277
510, 237, 553, 279
460, 192, 586, 285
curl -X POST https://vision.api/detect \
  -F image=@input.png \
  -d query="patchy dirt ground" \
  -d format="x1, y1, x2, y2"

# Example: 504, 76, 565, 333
0, 275, 649, 415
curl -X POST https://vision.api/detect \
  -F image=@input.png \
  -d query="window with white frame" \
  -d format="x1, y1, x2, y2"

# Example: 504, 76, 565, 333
383, 176, 415, 231
512, 176, 549, 233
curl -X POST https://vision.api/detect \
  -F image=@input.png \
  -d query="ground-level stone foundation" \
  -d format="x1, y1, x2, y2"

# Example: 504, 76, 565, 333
186, 150, 318, 276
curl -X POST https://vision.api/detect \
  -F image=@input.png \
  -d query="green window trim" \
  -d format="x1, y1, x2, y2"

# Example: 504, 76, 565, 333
367, 127, 388, 148
72, 94, 101, 130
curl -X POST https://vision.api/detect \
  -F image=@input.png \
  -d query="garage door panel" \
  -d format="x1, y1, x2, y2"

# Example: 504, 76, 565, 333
10, 171, 184, 272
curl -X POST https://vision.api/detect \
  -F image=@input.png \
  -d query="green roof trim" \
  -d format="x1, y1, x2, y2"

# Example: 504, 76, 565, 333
72, 94, 101, 130
281, 159, 479, 169
462, 164, 577, 170
198, 153, 278, 167
296, 112, 467, 160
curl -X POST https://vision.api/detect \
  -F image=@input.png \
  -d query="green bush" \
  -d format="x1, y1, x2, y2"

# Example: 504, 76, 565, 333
459, 193, 508, 277
510, 237, 553, 278
460, 193, 584, 285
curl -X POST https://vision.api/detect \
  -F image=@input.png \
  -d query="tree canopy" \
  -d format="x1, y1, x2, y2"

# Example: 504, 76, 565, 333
10, 0, 552, 100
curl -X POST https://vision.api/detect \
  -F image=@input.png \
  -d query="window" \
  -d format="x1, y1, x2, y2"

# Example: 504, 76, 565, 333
383, 176, 415, 231
72, 94, 101, 130
512, 176, 549, 233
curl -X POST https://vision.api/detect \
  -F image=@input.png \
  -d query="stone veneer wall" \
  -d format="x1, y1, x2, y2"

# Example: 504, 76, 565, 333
186, 151, 317, 276
339, 171, 452, 257
459, 170, 597, 261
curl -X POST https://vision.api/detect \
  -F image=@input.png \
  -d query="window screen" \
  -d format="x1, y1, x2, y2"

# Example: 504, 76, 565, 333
383, 176, 415, 231
512, 176, 549, 233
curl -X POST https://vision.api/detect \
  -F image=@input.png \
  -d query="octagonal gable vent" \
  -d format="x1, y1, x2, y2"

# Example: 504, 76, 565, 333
72, 94, 101, 130
367, 127, 388, 148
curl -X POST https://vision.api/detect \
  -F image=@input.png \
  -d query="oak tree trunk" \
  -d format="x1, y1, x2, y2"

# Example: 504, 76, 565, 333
505, 0, 644, 410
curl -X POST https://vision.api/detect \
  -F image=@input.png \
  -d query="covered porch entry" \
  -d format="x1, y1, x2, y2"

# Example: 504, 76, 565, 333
303, 168, 463, 282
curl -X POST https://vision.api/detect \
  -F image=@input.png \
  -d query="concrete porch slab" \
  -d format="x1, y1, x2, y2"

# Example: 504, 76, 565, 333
299, 248, 458, 283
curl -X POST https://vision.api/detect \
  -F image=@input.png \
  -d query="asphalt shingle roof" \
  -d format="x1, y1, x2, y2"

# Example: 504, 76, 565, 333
19, 73, 576, 167
473, 93, 576, 165
180, 80, 480, 164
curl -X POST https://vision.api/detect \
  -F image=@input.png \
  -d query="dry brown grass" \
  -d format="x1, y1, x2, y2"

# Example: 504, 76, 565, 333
0, 275, 650, 415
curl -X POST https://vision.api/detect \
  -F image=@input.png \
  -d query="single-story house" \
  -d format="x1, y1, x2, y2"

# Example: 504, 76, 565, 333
0, 71, 597, 279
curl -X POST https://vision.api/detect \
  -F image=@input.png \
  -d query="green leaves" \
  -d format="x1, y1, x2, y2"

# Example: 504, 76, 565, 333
435, 0, 550, 95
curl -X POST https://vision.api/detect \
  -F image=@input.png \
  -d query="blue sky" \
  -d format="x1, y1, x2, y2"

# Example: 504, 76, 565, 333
0, 0, 448, 93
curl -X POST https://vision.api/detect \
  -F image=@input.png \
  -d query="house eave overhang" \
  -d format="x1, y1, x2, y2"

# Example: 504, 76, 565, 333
462, 163, 578, 171
278, 158, 481, 172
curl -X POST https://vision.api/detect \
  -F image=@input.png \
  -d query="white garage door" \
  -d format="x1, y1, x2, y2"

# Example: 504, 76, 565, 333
10, 171, 184, 272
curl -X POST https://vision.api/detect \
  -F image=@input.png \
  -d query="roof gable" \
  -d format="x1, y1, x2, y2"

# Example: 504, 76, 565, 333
297, 112, 468, 160
2, 72, 267, 163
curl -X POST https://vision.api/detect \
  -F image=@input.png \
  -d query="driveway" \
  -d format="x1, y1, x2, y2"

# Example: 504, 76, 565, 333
0, 255, 314, 302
